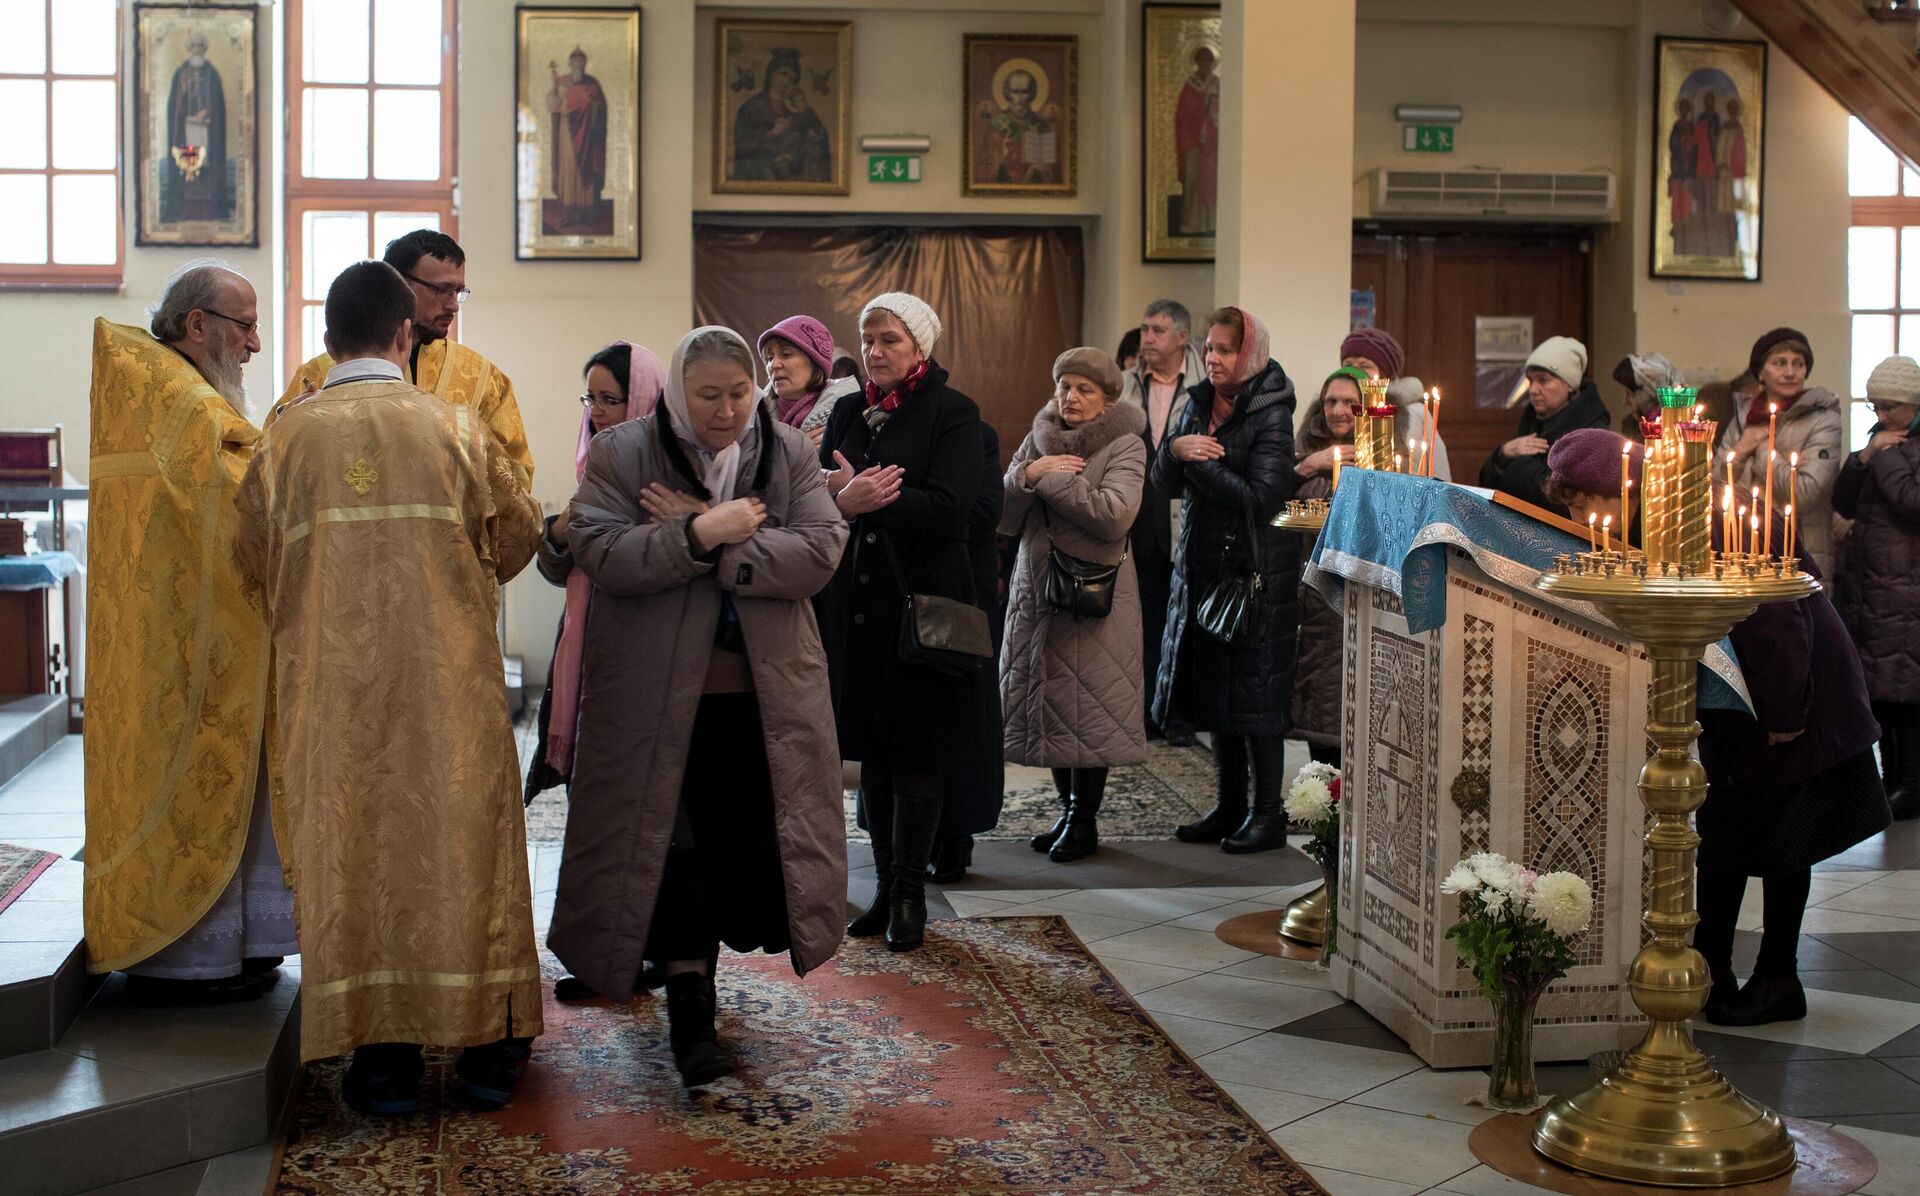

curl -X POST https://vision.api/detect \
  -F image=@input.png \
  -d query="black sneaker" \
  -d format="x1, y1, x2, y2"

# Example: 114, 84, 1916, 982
456, 1039, 531, 1109
342, 1050, 424, 1116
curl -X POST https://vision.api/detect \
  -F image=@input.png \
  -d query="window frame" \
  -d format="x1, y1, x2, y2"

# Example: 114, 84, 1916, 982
284, 0, 459, 368
0, 0, 124, 290
1846, 123, 1920, 449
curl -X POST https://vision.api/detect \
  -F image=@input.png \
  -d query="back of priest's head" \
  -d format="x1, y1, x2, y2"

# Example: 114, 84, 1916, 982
324, 261, 416, 363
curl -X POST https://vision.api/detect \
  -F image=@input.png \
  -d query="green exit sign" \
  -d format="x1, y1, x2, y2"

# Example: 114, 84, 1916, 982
1403, 124, 1454, 153
867, 154, 922, 183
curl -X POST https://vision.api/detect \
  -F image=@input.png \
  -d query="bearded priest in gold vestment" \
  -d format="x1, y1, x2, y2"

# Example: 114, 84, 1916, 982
236, 261, 545, 1115
277, 229, 533, 491
84, 262, 297, 1003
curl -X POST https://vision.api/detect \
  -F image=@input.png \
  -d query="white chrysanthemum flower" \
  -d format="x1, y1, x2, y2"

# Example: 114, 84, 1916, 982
1440, 863, 1479, 895
1528, 872, 1593, 939
1479, 887, 1509, 916
1299, 761, 1340, 785
1285, 776, 1333, 823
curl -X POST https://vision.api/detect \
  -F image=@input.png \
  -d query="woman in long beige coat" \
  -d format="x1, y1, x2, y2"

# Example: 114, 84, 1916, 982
549, 326, 849, 1088
999, 348, 1149, 862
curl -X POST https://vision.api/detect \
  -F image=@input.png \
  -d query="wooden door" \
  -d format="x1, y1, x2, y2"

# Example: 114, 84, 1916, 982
1352, 229, 1591, 483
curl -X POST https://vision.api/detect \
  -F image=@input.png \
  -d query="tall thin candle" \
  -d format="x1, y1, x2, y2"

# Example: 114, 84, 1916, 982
1602, 514, 1614, 555
1620, 441, 1632, 533
1588, 511, 1598, 554
1332, 446, 1342, 492
1750, 512, 1760, 559
1427, 388, 1441, 477
1722, 484, 1734, 550
1765, 403, 1778, 553
1787, 450, 1799, 560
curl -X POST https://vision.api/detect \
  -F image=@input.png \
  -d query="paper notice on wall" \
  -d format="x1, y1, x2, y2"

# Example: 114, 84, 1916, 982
1350, 289, 1376, 331
1475, 316, 1533, 409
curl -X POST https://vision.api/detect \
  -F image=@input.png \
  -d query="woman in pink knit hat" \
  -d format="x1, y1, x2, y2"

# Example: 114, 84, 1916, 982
759, 314, 862, 447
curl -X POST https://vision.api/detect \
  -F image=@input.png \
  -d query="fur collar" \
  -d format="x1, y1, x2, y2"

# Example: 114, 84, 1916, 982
1031, 397, 1147, 458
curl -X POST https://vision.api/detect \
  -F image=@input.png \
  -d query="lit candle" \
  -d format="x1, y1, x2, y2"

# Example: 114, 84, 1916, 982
1588, 511, 1599, 554
1750, 484, 1761, 551
1722, 484, 1734, 551
1764, 403, 1778, 551
1620, 441, 1631, 531
1602, 514, 1614, 554
1738, 504, 1749, 555
1427, 388, 1441, 477
1332, 446, 1342, 492
1750, 512, 1760, 559
1785, 503, 1796, 564
1395, 451, 1403, 474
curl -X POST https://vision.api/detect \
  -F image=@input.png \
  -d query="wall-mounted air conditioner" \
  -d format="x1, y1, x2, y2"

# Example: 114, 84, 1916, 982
1361, 168, 1618, 224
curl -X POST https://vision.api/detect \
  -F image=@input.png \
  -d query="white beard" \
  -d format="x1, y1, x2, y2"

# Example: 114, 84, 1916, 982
203, 341, 253, 420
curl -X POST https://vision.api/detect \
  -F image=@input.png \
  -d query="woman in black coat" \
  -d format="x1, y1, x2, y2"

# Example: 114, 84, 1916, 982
1832, 358, 1920, 821
819, 292, 985, 952
1154, 306, 1301, 855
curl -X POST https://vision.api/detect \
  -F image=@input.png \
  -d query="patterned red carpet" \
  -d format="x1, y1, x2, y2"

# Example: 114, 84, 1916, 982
273, 917, 1326, 1194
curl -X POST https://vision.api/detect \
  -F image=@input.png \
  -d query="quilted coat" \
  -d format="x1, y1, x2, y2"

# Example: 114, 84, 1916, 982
1832, 421, 1920, 703
999, 399, 1150, 768
1150, 360, 1302, 736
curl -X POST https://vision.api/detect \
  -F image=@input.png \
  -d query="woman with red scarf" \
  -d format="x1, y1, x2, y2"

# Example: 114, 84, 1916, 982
1714, 328, 1844, 575
819, 292, 986, 953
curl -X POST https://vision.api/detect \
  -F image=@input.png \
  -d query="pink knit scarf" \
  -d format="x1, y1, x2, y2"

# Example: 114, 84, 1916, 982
546, 342, 666, 776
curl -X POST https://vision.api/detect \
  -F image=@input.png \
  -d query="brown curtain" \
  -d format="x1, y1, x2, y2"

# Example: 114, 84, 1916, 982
693, 223, 1085, 464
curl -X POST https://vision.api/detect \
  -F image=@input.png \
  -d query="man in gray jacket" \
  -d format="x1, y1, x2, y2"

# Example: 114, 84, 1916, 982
1121, 298, 1206, 745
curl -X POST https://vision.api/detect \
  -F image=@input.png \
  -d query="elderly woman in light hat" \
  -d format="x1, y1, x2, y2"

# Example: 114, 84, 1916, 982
1478, 335, 1610, 514
1611, 351, 1681, 441
819, 292, 986, 952
1834, 355, 1920, 822
999, 347, 1149, 862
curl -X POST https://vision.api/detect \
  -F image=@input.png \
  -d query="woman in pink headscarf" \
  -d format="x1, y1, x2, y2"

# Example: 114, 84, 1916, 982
525, 341, 667, 804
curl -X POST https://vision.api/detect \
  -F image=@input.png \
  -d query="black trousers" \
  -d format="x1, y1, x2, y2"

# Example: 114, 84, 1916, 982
1874, 700, 1920, 791
1136, 541, 1187, 733
1694, 866, 1813, 980
644, 694, 790, 964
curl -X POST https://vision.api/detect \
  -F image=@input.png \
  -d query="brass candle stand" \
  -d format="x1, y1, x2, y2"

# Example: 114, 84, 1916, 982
1531, 547, 1815, 1186
1279, 880, 1328, 946
1271, 498, 1330, 532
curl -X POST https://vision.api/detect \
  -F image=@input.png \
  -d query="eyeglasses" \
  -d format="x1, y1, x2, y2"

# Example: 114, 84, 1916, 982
201, 309, 259, 336
402, 272, 471, 304
579, 392, 628, 409
1869, 401, 1911, 416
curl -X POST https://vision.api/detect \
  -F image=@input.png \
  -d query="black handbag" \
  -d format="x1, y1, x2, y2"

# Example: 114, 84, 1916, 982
1040, 504, 1122, 619
1194, 490, 1265, 644
879, 533, 992, 676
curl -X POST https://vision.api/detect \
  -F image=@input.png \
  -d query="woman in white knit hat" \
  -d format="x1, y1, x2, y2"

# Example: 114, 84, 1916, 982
817, 292, 988, 952
1477, 334, 1610, 514
1834, 354, 1920, 822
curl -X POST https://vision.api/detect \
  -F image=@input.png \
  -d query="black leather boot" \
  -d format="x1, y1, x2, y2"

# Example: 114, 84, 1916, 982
1031, 770, 1072, 852
1050, 769, 1107, 863
887, 790, 943, 952
664, 971, 734, 1087
1176, 734, 1248, 843
1049, 796, 1103, 863
1705, 975, 1806, 1027
927, 834, 973, 882
1222, 735, 1287, 854
1703, 968, 1740, 1021
847, 787, 895, 938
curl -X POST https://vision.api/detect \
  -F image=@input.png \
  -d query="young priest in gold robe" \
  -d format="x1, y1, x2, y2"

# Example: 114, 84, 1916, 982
277, 229, 534, 491
84, 262, 298, 1002
236, 261, 544, 1114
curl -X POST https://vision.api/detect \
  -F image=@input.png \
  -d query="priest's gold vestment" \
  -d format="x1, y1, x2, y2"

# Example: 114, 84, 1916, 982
235, 377, 544, 1060
82, 319, 272, 974
280, 340, 534, 490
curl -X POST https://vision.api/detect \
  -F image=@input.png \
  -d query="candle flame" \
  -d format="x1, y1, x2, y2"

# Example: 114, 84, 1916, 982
1790, 450, 1799, 466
